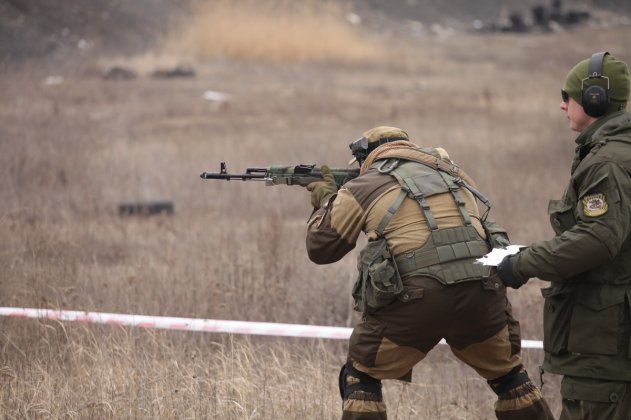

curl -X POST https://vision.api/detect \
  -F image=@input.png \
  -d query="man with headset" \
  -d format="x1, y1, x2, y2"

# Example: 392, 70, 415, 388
497, 52, 631, 419
305, 126, 553, 419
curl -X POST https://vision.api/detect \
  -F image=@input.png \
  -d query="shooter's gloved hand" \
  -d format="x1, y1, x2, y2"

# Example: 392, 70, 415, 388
306, 165, 338, 209
497, 254, 529, 289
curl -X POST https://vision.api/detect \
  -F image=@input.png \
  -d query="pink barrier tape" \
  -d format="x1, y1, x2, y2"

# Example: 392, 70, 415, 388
0, 307, 543, 348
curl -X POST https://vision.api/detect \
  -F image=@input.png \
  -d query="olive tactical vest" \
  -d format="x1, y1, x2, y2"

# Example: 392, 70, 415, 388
370, 155, 491, 285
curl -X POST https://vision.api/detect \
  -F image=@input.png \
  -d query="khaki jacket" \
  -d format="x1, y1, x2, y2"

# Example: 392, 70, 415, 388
306, 146, 486, 266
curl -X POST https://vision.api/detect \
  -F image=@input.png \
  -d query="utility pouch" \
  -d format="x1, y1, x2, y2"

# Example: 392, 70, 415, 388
353, 238, 404, 313
482, 219, 511, 248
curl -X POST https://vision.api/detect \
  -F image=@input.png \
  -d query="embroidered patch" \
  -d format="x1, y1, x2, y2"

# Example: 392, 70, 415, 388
582, 193, 608, 217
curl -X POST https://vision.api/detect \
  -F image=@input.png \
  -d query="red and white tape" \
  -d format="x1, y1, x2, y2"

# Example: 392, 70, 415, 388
0, 307, 543, 348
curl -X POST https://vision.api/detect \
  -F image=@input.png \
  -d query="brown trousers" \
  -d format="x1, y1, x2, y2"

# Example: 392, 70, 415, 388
342, 274, 553, 420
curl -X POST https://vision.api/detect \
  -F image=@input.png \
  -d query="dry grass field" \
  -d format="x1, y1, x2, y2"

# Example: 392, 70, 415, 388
2, 1, 631, 418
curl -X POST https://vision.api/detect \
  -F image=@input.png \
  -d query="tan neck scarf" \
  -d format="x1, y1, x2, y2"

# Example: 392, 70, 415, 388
361, 141, 419, 173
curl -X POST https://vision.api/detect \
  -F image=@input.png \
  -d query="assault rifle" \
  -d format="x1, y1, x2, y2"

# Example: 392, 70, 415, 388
200, 162, 359, 188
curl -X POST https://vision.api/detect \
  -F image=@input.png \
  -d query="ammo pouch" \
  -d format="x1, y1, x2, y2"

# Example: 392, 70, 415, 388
482, 219, 511, 248
394, 225, 491, 284
353, 238, 403, 313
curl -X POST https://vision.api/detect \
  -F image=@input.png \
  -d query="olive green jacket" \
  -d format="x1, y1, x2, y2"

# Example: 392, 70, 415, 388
513, 111, 631, 380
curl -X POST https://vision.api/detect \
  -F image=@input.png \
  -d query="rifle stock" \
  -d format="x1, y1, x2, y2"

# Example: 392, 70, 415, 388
200, 162, 359, 188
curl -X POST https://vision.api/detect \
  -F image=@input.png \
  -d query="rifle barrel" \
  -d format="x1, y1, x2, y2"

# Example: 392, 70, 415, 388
199, 172, 267, 180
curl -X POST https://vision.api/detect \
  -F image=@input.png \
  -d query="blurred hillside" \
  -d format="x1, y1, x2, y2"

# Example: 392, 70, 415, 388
347, 0, 631, 32
0, 0, 190, 68
2, 0, 630, 69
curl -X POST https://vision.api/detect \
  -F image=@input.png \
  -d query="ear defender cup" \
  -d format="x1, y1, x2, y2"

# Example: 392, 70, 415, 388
582, 52, 610, 118
582, 85, 609, 117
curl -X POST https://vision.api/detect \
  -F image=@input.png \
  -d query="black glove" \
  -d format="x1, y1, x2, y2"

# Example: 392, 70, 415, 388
497, 255, 528, 289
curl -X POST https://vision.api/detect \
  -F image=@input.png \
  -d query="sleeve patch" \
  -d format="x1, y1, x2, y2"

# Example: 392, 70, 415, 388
582, 193, 608, 217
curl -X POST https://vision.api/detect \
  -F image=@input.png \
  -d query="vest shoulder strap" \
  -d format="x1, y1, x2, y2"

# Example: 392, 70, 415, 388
374, 153, 493, 215
374, 189, 407, 237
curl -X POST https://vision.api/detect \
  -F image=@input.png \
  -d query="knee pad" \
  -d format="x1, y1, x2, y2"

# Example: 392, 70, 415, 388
338, 361, 383, 401
487, 364, 530, 396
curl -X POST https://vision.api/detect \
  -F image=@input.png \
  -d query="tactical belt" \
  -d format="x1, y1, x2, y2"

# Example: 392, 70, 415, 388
395, 240, 489, 274
394, 226, 490, 283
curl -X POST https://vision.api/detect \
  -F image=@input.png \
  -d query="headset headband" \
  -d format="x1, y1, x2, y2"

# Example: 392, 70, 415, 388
587, 51, 609, 78
582, 51, 610, 91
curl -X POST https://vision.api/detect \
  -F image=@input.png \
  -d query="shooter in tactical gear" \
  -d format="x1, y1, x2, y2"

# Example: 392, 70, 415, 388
305, 126, 553, 420
497, 52, 631, 419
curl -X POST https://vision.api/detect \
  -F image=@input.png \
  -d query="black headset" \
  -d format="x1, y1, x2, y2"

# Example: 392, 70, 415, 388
581, 51, 610, 118
348, 135, 407, 165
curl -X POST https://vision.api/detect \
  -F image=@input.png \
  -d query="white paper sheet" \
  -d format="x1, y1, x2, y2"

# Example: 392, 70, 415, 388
476, 245, 525, 266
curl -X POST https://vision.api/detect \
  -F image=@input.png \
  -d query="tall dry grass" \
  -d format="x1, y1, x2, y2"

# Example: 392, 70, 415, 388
2, 1, 631, 417
165, 0, 381, 63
